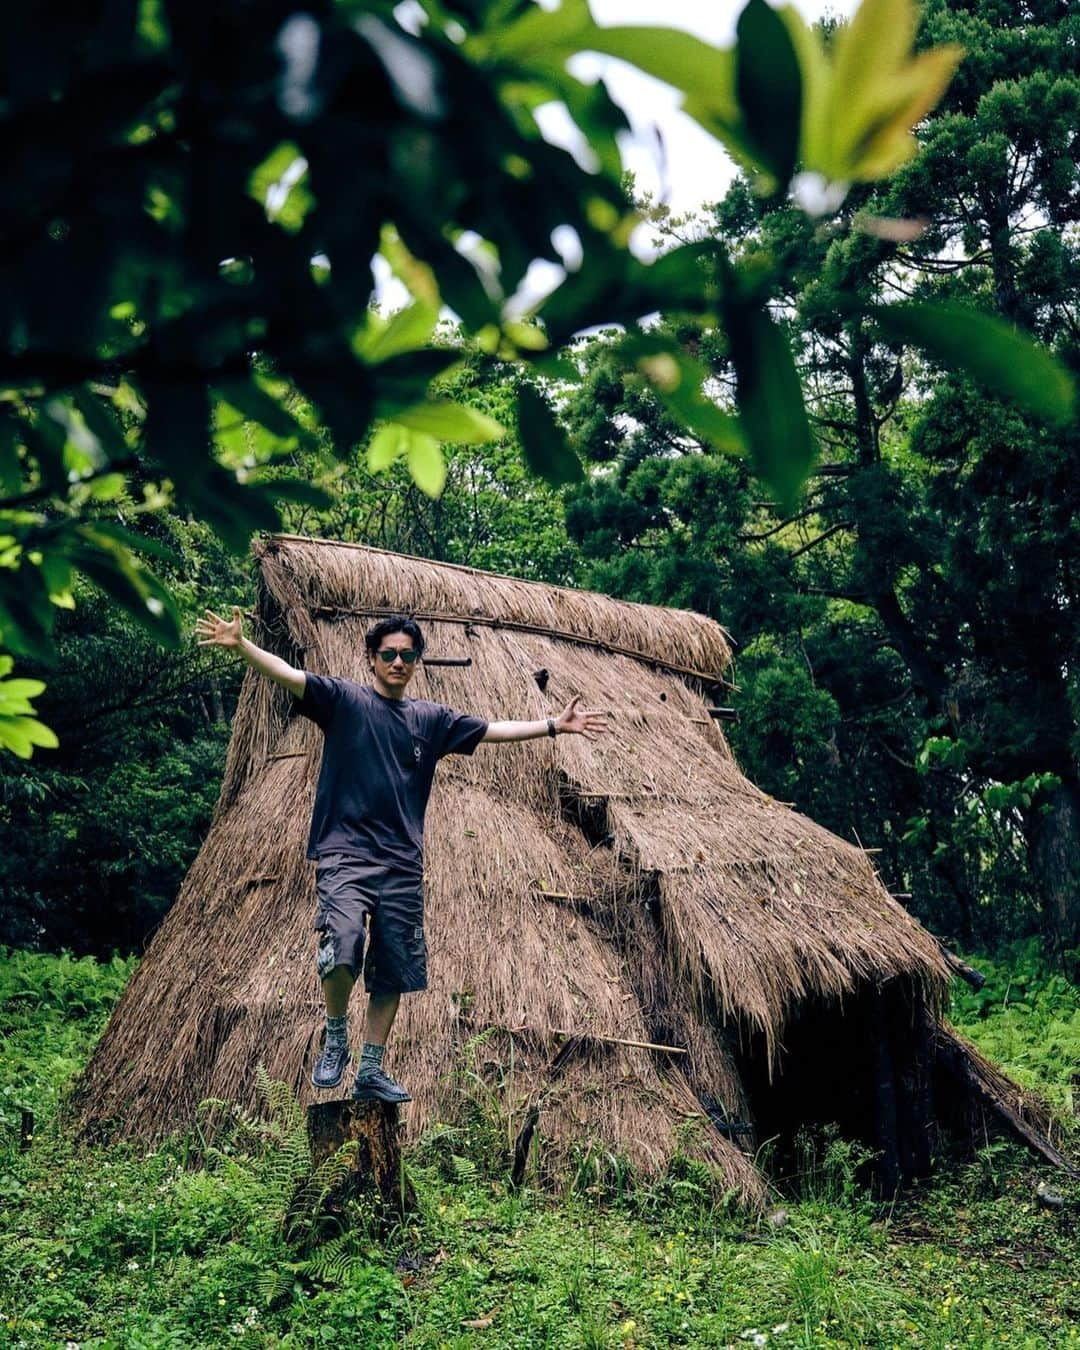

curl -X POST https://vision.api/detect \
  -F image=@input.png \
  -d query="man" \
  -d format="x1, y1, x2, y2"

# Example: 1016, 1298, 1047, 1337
195, 604, 608, 1104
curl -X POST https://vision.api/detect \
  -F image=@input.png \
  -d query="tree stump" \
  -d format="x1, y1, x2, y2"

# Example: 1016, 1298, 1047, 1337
299, 1099, 414, 1224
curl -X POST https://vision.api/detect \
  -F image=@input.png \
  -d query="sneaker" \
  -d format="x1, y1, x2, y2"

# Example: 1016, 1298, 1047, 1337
311, 1042, 351, 1090
351, 1068, 412, 1104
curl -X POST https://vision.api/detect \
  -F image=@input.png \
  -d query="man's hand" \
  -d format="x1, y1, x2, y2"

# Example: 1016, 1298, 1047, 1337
195, 606, 244, 650
555, 695, 609, 741
195, 605, 306, 696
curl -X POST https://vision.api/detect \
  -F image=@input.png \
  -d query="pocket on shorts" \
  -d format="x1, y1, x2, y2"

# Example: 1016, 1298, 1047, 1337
315, 930, 337, 979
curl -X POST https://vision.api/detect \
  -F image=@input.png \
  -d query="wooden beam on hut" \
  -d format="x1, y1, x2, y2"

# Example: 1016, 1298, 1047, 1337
937, 942, 987, 991
934, 1025, 1079, 1178
502, 1022, 688, 1056
304, 601, 735, 690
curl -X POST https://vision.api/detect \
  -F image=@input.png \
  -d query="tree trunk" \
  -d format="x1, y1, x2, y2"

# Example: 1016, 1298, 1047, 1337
1026, 777, 1080, 953
294, 1099, 414, 1226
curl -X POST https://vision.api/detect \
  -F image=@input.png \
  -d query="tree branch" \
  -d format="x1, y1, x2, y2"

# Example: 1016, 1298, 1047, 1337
786, 521, 852, 560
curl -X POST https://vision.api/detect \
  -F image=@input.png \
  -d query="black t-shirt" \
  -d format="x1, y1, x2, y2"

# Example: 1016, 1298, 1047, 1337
294, 676, 488, 878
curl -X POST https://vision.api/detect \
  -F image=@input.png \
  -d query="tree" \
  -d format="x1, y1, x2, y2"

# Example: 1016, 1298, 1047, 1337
2, 0, 1065, 762
562, 0, 1080, 950
0, 517, 247, 951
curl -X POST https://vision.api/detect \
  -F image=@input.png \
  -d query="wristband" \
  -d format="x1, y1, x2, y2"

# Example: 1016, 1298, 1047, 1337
547, 718, 556, 738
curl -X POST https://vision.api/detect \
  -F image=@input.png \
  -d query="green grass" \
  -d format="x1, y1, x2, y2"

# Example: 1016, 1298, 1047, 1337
950, 938, 1080, 1116
0, 947, 1077, 1349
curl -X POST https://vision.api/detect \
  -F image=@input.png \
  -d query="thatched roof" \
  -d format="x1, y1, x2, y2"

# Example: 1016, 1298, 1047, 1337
77, 535, 1039, 1203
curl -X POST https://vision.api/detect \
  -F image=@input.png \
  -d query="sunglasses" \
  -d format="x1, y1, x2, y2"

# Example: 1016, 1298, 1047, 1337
375, 648, 419, 665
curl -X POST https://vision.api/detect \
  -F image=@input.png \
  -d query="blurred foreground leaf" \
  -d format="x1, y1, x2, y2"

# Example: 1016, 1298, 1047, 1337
871, 302, 1076, 424
726, 303, 816, 512
516, 386, 583, 487
0, 662, 57, 758
735, 0, 802, 193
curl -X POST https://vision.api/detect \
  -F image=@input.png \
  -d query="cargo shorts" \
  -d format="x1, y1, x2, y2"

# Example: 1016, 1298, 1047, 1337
313, 855, 428, 996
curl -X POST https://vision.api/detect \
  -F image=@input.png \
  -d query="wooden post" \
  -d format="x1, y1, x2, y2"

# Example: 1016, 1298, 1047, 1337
870, 988, 901, 1196
908, 1005, 938, 1177
299, 1100, 414, 1222
511, 1105, 540, 1188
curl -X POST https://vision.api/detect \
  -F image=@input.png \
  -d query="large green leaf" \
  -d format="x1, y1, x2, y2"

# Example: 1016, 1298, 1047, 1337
365, 423, 446, 496
617, 333, 743, 455
735, 0, 802, 192
414, 235, 502, 331
727, 303, 815, 512
0, 715, 58, 758
357, 302, 440, 364
870, 303, 1076, 424
549, 72, 630, 182
516, 385, 583, 487
538, 239, 720, 347
71, 388, 130, 463
393, 401, 505, 444
815, 0, 963, 183
407, 435, 447, 498
0, 565, 57, 663
142, 380, 210, 482
21, 416, 69, 497
480, 0, 738, 121
79, 521, 183, 567
69, 529, 182, 646
370, 349, 467, 418
368, 424, 410, 473
176, 463, 284, 554
215, 376, 309, 445
0, 677, 47, 709
0, 416, 22, 495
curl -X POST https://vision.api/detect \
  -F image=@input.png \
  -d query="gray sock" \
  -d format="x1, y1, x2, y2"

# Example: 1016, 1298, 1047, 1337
355, 1042, 385, 1080
325, 1013, 349, 1051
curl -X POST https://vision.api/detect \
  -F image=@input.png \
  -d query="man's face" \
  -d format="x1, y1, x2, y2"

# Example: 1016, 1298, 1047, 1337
369, 632, 420, 697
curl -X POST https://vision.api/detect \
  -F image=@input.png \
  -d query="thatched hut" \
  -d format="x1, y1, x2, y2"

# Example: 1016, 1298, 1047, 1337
74, 536, 1067, 1202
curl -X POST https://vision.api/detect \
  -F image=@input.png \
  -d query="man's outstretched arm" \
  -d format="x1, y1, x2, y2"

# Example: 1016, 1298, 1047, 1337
482, 695, 608, 744
195, 606, 306, 698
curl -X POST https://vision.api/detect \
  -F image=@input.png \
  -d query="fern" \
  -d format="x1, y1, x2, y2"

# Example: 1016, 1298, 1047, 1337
255, 1263, 301, 1308
285, 1141, 359, 1244
449, 1153, 477, 1183
304, 1229, 371, 1285
251, 1064, 312, 1201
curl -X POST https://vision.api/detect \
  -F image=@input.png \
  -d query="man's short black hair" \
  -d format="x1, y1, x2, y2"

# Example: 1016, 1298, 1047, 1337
364, 615, 425, 656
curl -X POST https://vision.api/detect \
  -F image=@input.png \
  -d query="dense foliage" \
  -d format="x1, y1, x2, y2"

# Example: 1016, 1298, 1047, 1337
558, 0, 1080, 951
0, 518, 245, 952
1, 950, 1077, 1348
1, 0, 1070, 769
1, 2, 1076, 966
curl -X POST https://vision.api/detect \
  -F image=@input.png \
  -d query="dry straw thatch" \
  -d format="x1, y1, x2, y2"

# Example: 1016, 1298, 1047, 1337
74, 536, 1066, 1201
